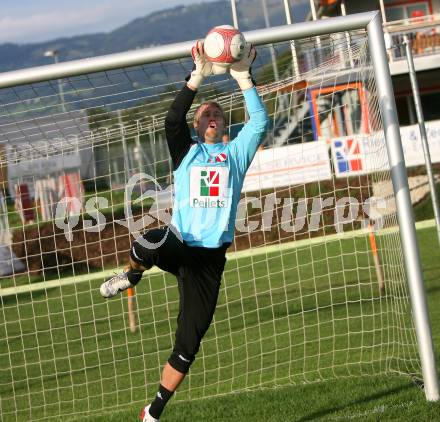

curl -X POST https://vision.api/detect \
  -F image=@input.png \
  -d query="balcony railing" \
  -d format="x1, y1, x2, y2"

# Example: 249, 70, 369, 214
384, 13, 440, 61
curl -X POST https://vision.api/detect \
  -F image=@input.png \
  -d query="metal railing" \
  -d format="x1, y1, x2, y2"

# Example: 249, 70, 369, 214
385, 13, 440, 61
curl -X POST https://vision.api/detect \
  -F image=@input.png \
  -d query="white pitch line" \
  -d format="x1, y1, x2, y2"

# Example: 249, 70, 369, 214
328, 400, 415, 420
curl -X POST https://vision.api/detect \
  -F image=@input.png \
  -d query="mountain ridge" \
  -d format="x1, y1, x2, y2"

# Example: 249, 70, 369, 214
0, 0, 308, 72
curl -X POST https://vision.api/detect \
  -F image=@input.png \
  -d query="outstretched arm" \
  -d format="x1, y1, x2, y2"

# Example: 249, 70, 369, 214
165, 41, 213, 170
228, 44, 269, 174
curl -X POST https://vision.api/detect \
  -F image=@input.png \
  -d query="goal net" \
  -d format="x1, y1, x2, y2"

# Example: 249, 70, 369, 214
0, 24, 422, 421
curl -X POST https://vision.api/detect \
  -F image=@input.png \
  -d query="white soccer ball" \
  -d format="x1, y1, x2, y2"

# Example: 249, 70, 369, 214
204, 25, 246, 68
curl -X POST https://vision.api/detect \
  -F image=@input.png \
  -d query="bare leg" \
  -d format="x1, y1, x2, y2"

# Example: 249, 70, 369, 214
128, 257, 147, 271
144, 363, 185, 420
161, 363, 186, 391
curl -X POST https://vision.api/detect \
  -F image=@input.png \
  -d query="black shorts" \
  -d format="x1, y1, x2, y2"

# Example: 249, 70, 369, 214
130, 227, 228, 373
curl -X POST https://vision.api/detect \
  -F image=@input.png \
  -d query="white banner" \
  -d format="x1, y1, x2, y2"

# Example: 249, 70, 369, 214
331, 135, 389, 177
8, 153, 81, 179
7, 152, 82, 199
243, 141, 332, 192
400, 120, 440, 167
331, 120, 440, 178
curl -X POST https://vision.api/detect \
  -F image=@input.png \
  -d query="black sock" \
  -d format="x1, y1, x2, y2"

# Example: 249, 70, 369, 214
149, 384, 174, 419
126, 268, 143, 285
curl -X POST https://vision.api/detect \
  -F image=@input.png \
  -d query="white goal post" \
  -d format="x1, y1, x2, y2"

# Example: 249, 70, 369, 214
366, 15, 439, 402
0, 11, 438, 421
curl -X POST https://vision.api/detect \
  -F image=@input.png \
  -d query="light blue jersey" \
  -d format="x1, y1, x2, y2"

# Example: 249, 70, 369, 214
171, 87, 269, 248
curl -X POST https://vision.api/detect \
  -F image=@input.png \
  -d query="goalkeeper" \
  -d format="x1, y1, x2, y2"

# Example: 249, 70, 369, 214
100, 41, 268, 421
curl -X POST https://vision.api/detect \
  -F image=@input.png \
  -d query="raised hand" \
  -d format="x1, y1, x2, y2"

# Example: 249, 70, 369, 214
187, 40, 213, 90
229, 43, 256, 91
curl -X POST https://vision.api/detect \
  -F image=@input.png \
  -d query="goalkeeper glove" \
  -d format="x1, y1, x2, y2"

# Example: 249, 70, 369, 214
187, 40, 213, 90
229, 43, 256, 91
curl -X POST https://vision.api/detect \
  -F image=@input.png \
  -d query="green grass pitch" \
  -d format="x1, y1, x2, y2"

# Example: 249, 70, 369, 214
1, 224, 439, 421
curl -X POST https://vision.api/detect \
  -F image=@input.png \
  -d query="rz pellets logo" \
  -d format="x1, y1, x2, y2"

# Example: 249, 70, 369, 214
200, 170, 220, 196
190, 167, 228, 208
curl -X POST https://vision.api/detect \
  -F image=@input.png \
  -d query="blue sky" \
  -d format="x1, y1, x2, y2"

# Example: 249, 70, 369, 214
0, 0, 219, 44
